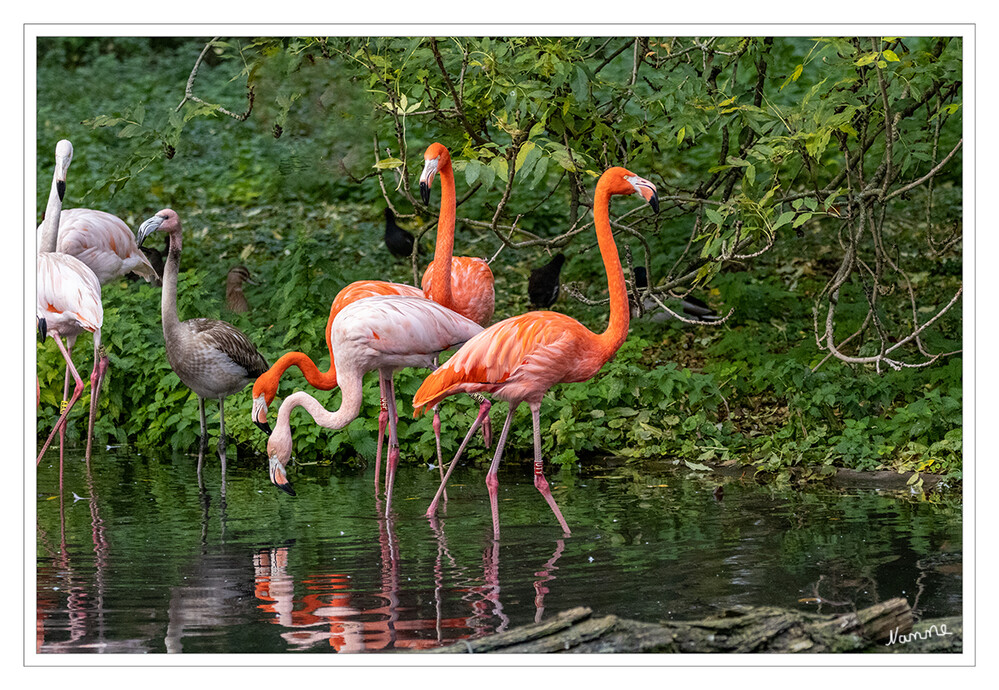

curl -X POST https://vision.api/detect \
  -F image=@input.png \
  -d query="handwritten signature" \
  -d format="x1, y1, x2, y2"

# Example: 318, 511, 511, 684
885, 623, 954, 646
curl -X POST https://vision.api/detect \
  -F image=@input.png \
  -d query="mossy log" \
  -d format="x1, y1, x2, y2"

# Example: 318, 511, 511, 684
422, 598, 961, 654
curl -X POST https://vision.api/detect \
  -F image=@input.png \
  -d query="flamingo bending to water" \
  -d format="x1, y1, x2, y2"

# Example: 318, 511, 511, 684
137, 209, 269, 465
266, 294, 483, 515
36, 139, 109, 466
413, 166, 659, 538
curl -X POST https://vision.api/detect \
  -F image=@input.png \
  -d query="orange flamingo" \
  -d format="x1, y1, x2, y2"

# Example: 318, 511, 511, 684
418, 142, 495, 326
413, 166, 659, 539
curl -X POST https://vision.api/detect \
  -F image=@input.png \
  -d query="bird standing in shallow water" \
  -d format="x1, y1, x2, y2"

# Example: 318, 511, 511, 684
36, 139, 109, 467
528, 253, 566, 308
414, 166, 659, 539
266, 294, 483, 515
137, 209, 269, 469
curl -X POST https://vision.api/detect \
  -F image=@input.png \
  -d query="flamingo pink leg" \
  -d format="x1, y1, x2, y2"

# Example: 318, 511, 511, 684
374, 388, 388, 491
382, 373, 401, 517
85, 351, 109, 463
37, 335, 85, 466
485, 403, 518, 541
431, 406, 447, 503
529, 401, 570, 536
425, 399, 492, 519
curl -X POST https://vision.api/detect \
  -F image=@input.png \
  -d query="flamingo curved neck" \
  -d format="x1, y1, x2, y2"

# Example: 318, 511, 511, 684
592, 180, 630, 355
262, 351, 338, 400
160, 226, 184, 339
430, 159, 455, 308
282, 373, 363, 432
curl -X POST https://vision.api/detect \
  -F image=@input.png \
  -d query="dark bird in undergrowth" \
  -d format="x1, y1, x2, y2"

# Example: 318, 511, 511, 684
633, 266, 721, 322
527, 253, 566, 308
383, 207, 418, 258
225, 265, 257, 314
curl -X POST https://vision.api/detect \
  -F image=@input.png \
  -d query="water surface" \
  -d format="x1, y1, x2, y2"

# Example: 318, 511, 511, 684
35, 446, 962, 653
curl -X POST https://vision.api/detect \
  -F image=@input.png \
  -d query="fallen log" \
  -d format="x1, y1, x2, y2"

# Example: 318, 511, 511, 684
422, 598, 961, 654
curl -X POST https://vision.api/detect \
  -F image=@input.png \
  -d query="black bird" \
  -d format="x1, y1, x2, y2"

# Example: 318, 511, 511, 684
383, 207, 417, 258
633, 266, 720, 322
528, 253, 566, 308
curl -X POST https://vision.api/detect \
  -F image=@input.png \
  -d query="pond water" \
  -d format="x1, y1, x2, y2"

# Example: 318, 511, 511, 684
35, 445, 963, 654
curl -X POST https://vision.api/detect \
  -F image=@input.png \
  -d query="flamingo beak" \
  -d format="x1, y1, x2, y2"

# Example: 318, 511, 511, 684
269, 456, 296, 496
419, 158, 438, 205
37, 317, 47, 343
629, 176, 660, 214
136, 215, 165, 248
252, 395, 272, 434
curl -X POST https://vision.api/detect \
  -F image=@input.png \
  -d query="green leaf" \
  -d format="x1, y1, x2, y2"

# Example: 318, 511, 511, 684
465, 159, 482, 186
373, 157, 404, 170
684, 460, 710, 471
705, 208, 725, 226
772, 210, 795, 230
677, 126, 685, 145
882, 49, 900, 62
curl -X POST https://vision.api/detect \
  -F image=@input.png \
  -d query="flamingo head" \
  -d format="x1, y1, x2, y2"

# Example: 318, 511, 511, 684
604, 167, 660, 213
266, 425, 296, 496
136, 209, 180, 248
420, 142, 451, 204
54, 139, 73, 200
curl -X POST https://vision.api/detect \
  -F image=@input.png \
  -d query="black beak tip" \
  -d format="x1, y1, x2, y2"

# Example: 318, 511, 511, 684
56, 180, 66, 201
649, 194, 660, 214
420, 182, 430, 205
38, 318, 47, 343
255, 420, 273, 435
277, 481, 296, 497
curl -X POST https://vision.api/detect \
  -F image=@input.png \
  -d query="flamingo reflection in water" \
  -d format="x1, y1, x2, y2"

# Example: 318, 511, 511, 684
251, 513, 567, 651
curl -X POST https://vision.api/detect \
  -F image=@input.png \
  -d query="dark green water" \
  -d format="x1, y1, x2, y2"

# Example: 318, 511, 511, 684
35, 446, 962, 653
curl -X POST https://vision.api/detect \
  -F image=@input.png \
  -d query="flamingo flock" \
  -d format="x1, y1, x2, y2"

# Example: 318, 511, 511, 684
36, 138, 661, 539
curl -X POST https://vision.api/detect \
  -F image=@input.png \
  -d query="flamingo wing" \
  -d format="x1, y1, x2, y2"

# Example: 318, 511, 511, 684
188, 318, 270, 378
333, 295, 483, 360
421, 256, 495, 326
413, 311, 584, 413
45, 209, 157, 283
37, 252, 103, 333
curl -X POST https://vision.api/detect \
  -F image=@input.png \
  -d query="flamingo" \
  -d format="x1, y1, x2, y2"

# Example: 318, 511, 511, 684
528, 253, 566, 308
265, 294, 483, 515
36, 139, 110, 466
413, 166, 659, 539
136, 209, 269, 465
41, 208, 159, 285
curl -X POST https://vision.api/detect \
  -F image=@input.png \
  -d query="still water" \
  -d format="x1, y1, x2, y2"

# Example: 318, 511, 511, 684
35, 446, 962, 654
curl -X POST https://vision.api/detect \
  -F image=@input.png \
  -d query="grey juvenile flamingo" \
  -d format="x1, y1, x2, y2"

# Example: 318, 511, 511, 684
137, 209, 269, 465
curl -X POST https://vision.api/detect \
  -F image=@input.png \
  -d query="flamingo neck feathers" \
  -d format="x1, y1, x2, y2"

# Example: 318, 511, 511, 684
160, 223, 184, 339
284, 374, 364, 432
592, 176, 631, 357
39, 169, 64, 254
430, 154, 455, 309
259, 352, 338, 405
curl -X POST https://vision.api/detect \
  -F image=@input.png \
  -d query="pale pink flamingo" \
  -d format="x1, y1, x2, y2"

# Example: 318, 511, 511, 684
36, 140, 110, 467
136, 209, 269, 467
41, 208, 159, 284
265, 294, 483, 515
413, 166, 659, 539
